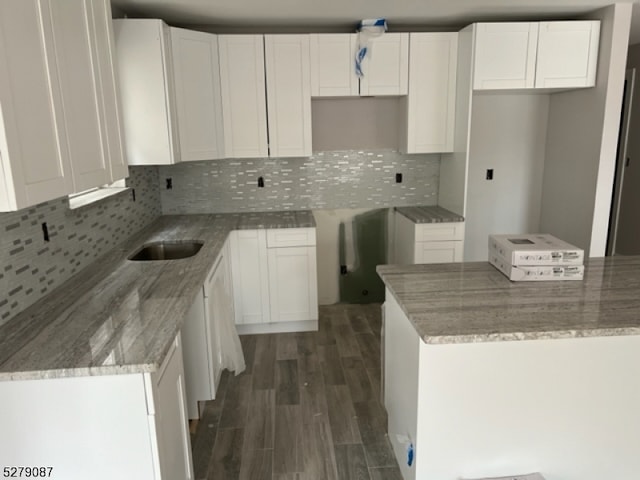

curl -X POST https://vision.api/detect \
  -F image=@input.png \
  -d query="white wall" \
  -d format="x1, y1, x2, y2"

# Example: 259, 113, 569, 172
464, 93, 550, 261
614, 44, 640, 254
540, 4, 632, 257
311, 97, 401, 151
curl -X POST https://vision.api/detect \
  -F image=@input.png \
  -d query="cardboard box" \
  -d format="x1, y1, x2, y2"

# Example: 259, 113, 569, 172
489, 251, 584, 281
489, 233, 583, 266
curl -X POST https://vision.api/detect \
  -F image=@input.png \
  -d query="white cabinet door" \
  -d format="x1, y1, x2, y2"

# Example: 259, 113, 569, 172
114, 19, 178, 165
267, 246, 318, 323
309, 34, 359, 96
203, 251, 230, 398
229, 230, 270, 325
171, 28, 225, 161
473, 23, 538, 90
0, 0, 72, 211
359, 33, 409, 96
181, 288, 208, 419
89, 0, 128, 182
153, 334, 194, 480
218, 35, 268, 158
535, 21, 600, 89
403, 33, 458, 153
265, 34, 312, 157
414, 241, 463, 264
49, 0, 110, 192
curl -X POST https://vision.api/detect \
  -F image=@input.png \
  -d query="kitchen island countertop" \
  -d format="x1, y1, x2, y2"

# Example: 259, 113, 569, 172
377, 256, 640, 344
0, 211, 315, 381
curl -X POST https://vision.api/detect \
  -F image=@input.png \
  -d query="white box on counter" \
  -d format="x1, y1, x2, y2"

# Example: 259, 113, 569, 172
489, 233, 584, 266
489, 251, 584, 281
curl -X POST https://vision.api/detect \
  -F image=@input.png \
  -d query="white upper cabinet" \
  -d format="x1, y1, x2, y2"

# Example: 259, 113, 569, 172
402, 33, 458, 154
310, 34, 359, 96
473, 22, 538, 90
0, 0, 127, 212
535, 21, 600, 89
360, 33, 409, 96
90, 0, 128, 182
114, 19, 179, 165
0, 0, 72, 211
114, 20, 225, 165
49, 0, 110, 192
309, 33, 409, 96
265, 35, 312, 157
473, 21, 600, 91
171, 27, 225, 161
218, 35, 269, 158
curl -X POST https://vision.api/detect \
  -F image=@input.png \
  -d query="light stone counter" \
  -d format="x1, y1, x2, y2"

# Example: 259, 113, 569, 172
0, 211, 315, 380
395, 205, 464, 223
377, 256, 640, 344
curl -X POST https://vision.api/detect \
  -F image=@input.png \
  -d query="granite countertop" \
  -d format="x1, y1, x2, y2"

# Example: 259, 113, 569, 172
395, 205, 464, 223
0, 211, 315, 381
377, 256, 640, 344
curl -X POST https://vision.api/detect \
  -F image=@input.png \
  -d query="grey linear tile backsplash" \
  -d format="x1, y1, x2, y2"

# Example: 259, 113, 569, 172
0, 167, 160, 325
160, 150, 440, 214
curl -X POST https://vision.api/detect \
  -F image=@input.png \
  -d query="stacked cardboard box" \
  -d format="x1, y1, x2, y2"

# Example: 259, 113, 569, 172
488, 233, 584, 281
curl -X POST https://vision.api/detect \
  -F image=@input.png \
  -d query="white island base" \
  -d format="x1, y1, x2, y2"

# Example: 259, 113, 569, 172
384, 292, 640, 480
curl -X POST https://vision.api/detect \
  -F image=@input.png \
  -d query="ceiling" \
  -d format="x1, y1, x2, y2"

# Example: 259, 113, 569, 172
111, 0, 640, 44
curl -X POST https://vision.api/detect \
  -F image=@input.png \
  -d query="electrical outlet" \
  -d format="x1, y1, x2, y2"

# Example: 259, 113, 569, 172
258, 176, 265, 188
166, 178, 173, 189
395, 173, 403, 183
486, 169, 494, 180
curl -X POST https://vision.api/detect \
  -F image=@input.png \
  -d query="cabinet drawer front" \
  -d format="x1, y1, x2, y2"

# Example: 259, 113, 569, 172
267, 228, 316, 247
415, 241, 463, 264
415, 222, 465, 242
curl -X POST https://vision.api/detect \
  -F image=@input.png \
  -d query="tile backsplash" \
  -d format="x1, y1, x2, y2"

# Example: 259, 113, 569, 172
0, 167, 160, 325
160, 150, 440, 214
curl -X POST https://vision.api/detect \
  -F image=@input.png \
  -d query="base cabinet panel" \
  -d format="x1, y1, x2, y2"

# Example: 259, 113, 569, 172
151, 334, 193, 480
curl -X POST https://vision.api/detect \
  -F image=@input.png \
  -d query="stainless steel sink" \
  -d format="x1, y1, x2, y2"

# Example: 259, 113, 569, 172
128, 241, 204, 261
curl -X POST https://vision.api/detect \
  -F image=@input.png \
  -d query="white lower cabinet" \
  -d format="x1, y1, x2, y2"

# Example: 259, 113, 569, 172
0, 333, 192, 480
182, 241, 235, 419
229, 229, 271, 326
268, 246, 318, 323
230, 228, 318, 334
150, 333, 193, 480
394, 213, 464, 264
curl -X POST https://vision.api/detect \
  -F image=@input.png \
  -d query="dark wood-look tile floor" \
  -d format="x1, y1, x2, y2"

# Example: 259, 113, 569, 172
190, 304, 402, 480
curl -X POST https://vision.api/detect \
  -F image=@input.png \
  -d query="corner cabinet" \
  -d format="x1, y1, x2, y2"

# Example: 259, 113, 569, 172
218, 34, 312, 158
394, 213, 464, 265
473, 21, 600, 90
230, 228, 318, 334
0, 0, 127, 212
401, 32, 458, 154
309, 33, 409, 97
114, 20, 225, 165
